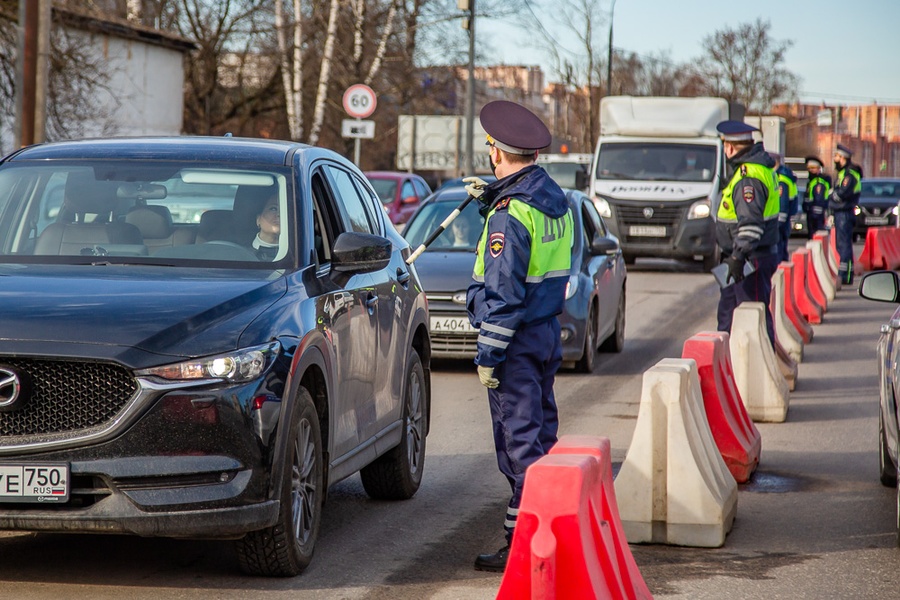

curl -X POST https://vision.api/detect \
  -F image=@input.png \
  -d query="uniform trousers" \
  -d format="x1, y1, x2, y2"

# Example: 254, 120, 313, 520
833, 210, 855, 284
777, 219, 791, 264
486, 318, 561, 544
717, 252, 779, 347
806, 206, 826, 239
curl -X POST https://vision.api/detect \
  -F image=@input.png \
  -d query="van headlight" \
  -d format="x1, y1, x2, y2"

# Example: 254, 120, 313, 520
592, 197, 612, 218
687, 199, 711, 220
137, 342, 280, 383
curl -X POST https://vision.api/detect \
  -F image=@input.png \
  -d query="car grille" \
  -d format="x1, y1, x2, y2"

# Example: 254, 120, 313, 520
614, 204, 685, 244
0, 358, 137, 438
430, 332, 478, 357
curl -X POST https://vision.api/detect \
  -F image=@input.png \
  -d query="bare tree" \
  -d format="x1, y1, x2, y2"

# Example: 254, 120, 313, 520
307, 0, 340, 146
697, 18, 800, 112
275, 0, 303, 140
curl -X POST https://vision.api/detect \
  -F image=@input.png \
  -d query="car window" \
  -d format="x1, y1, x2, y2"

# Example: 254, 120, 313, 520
369, 178, 397, 204
401, 180, 415, 201
582, 198, 608, 237
310, 171, 335, 265
413, 178, 431, 199
326, 165, 374, 234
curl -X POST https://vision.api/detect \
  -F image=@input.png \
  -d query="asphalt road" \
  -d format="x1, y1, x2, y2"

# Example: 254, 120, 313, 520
2, 252, 899, 599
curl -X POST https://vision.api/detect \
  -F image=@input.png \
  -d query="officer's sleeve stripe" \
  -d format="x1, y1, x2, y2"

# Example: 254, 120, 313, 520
481, 323, 516, 338
478, 335, 509, 349
472, 275, 484, 282
525, 269, 570, 283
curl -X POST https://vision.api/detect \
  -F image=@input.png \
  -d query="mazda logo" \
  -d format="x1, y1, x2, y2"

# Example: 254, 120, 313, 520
643, 207, 654, 219
0, 367, 21, 409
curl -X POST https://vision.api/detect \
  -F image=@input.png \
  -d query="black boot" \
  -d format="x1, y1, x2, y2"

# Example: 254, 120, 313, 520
474, 545, 510, 572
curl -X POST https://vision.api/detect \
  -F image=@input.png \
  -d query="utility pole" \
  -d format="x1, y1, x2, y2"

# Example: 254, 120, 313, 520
460, 0, 475, 175
606, 0, 616, 95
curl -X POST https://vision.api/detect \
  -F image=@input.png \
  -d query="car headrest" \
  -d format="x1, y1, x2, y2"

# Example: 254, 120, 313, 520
126, 205, 174, 239
64, 172, 118, 215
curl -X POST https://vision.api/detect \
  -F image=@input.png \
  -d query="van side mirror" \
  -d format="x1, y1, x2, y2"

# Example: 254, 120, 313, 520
575, 169, 589, 191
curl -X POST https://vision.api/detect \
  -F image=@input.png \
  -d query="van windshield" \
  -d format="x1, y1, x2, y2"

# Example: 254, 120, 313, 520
596, 143, 717, 182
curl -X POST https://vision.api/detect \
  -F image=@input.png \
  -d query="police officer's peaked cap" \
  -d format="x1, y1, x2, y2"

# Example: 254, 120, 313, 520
835, 143, 853, 158
716, 120, 758, 143
480, 100, 551, 155
805, 156, 824, 168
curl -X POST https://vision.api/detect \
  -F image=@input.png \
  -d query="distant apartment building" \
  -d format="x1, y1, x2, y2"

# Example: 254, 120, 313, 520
773, 102, 900, 178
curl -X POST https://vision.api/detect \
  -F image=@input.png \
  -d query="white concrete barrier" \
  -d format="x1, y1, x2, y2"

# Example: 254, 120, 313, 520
614, 358, 737, 548
730, 303, 790, 423
806, 238, 836, 303
770, 267, 803, 363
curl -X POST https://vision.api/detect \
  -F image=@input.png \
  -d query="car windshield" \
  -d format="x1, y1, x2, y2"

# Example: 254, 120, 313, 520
369, 179, 398, 204
403, 200, 484, 251
861, 181, 900, 199
0, 161, 292, 266
595, 143, 717, 182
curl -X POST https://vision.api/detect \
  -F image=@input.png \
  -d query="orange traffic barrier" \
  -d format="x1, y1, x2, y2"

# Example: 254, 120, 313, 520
857, 227, 900, 273
790, 249, 824, 324
682, 332, 761, 483
813, 232, 838, 284
827, 228, 842, 291
777, 262, 814, 343
498, 436, 652, 600
802, 246, 829, 310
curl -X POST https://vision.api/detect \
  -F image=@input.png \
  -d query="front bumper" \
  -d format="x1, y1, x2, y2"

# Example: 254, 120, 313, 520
605, 199, 715, 260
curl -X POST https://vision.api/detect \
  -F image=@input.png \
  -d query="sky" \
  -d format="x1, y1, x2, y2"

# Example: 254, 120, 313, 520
479, 0, 900, 105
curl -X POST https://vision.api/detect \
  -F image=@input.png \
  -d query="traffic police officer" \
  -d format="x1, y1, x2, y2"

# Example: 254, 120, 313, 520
769, 152, 798, 263
804, 156, 831, 238
830, 143, 862, 284
715, 120, 780, 346
463, 100, 573, 572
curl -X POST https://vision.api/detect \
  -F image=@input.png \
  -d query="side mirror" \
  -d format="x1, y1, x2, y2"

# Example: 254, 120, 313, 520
589, 234, 618, 255
401, 195, 419, 205
575, 169, 589, 191
332, 232, 392, 274
859, 271, 900, 303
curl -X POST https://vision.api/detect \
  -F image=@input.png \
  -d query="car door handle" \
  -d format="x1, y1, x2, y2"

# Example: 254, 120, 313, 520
365, 292, 378, 309
397, 268, 410, 287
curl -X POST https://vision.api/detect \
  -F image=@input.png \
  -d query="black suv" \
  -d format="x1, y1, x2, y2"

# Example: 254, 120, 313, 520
854, 178, 900, 241
0, 137, 431, 576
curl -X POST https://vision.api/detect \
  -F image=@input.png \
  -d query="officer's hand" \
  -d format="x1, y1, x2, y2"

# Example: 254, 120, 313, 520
463, 176, 489, 199
477, 365, 499, 389
724, 255, 746, 284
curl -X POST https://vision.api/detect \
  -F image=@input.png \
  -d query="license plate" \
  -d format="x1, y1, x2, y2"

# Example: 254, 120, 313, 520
629, 225, 667, 237
430, 316, 476, 334
865, 216, 889, 225
0, 464, 69, 503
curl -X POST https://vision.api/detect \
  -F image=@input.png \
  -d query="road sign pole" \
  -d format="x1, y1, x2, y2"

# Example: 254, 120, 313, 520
354, 118, 361, 166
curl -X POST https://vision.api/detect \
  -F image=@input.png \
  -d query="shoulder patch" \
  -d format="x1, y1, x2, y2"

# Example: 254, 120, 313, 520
842, 176, 850, 187
489, 232, 505, 258
742, 185, 755, 203
740, 165, 748, 176
496, 197, 511, 210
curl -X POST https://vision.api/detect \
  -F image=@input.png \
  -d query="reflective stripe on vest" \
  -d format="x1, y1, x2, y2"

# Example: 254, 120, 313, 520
717, 162, 780, 223
474, 198, 574, 282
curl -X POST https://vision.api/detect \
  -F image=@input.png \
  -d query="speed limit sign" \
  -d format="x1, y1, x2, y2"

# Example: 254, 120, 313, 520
342, 84, 377, 119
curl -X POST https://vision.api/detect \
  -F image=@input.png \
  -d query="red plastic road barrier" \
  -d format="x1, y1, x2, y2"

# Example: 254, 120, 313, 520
857, 227, 900, 273
802, 246, 829, 310
498, 436, 652, 600
777, 262, 813, 343
791, 249, 824, 324
774, 336, 798, 392
682, 332, 761, 483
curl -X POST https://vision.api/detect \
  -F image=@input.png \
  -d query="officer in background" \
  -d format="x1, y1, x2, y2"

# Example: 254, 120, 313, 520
769, 152, 798, 263
715, 121, 780, 346
462, 100, 573, 573
804, 156, 831, 238
830, 143, 862, 284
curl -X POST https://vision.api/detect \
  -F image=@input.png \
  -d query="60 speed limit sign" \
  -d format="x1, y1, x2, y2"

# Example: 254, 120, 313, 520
342, 84, 377, 119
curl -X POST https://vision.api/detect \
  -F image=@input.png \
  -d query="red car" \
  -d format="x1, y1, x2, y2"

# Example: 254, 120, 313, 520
365, 171, 432, 226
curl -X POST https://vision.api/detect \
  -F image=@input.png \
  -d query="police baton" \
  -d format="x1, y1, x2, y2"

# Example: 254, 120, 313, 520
405, 194, 478, 265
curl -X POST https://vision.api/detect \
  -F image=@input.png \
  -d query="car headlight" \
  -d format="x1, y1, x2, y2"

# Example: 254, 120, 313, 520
853, 206, 861, 216
893, 206, 899, 216
592, 197, 611, 218
687, 199, 711, 220
565, 275, 578, 300
137, 341, 280, 383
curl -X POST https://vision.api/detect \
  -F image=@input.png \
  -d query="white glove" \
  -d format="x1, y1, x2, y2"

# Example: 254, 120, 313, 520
463, 176, 489, 199
477, 365, 499, 389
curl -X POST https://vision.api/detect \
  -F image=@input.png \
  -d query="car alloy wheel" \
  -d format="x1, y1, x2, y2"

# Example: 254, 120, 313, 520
576, 304, 597, 373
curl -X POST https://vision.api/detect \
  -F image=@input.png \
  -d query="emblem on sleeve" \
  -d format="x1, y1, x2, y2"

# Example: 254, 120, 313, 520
489, 232, 505, 258
842, 176, 849, 186
742, 186, 755, 203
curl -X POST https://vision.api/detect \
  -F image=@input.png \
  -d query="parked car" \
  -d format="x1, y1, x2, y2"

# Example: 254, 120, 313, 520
854, 178, 900, 241
403, 186, 626, 372
364, 171, 432, 227
0, 137, 431, 576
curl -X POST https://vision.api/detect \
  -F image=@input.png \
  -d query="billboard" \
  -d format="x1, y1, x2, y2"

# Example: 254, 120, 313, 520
396, 115, 491, 173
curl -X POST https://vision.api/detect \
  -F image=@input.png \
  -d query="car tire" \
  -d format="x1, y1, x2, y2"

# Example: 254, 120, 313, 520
575, 304, 597, 373
360, 349, 427, 500
235, 386, 323, 576
880, 411, 898, 487
600, 286, 626, 353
